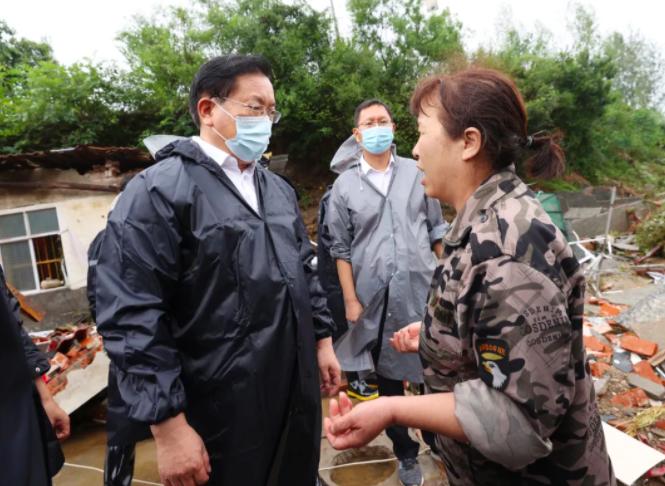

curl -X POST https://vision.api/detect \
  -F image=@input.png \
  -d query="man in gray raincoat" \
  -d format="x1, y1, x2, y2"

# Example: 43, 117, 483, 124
327, 99, 447, 485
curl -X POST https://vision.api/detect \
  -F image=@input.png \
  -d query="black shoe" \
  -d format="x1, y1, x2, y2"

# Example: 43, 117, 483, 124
346, 379, 379, 401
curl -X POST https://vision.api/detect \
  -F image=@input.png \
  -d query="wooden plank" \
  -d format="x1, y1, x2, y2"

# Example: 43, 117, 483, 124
6, 282, 45, 322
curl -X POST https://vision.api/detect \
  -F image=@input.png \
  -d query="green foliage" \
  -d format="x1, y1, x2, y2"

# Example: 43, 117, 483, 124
0, 20, 52, 69
636, 205, 665, 253
603, 31, 665, 110
472, 4, 665, 188
112, 0, 462, 163
0, 62, 133, 152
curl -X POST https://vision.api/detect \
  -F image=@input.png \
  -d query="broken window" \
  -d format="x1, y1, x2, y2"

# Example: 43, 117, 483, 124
0, 207, 67, 293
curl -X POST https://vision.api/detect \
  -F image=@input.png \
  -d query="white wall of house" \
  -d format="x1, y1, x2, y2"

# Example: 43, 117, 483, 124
0, 194, 115, 293
56, 195, 116, 289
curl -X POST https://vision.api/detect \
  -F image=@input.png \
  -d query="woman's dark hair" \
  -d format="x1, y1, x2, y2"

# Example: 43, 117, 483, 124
410, 67, 565, 179
189, 54, 273, 127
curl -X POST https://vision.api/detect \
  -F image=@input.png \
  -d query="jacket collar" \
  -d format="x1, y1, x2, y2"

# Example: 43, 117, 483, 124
444, 165, 521, 247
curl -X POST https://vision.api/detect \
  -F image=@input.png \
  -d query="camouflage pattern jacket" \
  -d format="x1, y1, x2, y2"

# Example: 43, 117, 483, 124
420, 167, 615, 485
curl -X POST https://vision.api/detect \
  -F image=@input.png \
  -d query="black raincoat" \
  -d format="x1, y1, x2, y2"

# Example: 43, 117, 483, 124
95, 139, 333, 485
1, 265, 62, 486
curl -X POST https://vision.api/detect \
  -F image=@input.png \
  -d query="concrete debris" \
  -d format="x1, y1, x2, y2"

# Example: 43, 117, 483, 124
627, 374, 665, 401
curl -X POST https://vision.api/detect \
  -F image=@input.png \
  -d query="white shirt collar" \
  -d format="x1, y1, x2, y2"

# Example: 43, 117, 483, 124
359, 154, 394, 175
192, 136, 256, 176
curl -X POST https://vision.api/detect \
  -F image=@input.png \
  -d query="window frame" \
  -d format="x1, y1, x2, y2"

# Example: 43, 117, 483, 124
0, 205, 69, 295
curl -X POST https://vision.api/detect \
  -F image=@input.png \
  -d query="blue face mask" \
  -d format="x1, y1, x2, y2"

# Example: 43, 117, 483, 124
360, 126, 394, 155
212, 103, 272, 162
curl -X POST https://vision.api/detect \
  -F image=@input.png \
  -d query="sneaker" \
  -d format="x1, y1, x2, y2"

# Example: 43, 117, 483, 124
398, 457, 424, 486
365, 380, 378, 390
346, 379, 379, 401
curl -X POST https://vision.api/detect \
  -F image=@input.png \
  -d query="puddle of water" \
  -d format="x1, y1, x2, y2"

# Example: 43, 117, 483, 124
329, 446, 396, 486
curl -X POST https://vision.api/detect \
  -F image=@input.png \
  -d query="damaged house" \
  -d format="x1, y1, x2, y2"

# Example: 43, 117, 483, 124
0, 145, 153, 330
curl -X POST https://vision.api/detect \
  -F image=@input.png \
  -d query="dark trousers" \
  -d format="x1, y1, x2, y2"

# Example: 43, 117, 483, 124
376, 374, 421, 460
104, 443, 136, 486
370, 287, 430, 461
105, 364, 150, 486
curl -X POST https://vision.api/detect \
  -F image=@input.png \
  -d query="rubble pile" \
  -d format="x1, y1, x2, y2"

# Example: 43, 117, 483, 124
578, 228, 665, 483
31, 324, 104, 396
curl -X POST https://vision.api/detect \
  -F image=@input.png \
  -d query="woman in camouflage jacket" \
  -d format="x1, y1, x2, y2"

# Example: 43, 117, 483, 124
325, 67, 615, 485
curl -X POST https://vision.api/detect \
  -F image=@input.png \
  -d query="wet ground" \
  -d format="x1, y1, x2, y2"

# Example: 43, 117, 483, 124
54, 419, 160, 485
53, 397, 446, 486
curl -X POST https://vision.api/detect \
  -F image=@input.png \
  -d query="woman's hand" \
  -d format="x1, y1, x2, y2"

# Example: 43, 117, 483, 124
324, 392, 394, 450
390, 321, 422, 353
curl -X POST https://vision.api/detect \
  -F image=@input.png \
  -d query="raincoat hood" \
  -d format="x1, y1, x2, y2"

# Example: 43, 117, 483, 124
143, 134, 188, 159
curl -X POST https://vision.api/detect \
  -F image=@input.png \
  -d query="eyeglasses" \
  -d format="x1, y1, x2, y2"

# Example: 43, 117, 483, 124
358, 120, 392, 129
218, 97, 281, 124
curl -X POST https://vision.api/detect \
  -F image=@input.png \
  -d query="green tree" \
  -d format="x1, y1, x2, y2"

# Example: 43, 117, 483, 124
115, 0, 462, 164
0, 61, 131, 152
0, 21, 52, 68
603, 32, 665, 109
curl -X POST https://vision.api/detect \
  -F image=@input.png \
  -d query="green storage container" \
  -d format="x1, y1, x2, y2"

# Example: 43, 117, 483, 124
536, 191, 569, 239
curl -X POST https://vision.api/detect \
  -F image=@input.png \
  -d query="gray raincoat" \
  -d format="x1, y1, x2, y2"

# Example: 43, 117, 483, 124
327, 136, 447, 383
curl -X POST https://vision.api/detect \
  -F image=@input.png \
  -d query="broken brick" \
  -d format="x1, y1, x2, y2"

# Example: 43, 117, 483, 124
621, 335, 659, 357
599, 302, 622, 317
634, 361, 662, 385
584, 336, 612, 353
611, 388, 650, 408
590, 361, 612, 378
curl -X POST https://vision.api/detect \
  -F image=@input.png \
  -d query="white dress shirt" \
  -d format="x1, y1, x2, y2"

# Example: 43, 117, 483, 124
192, 136, 260, 214
359, 155, 394, 196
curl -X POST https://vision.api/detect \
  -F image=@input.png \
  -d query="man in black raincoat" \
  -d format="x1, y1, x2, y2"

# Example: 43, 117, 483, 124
0, 264, 68, 485
95, 54, 340, 486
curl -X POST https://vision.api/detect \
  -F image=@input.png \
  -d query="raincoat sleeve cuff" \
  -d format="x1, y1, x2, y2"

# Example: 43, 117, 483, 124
453, 379, 552, 470
20, 326, 50, 378
314, 326, 332, 340
429, 222, 449, 245
330, 245, 351, 263
115, 367, 187, 424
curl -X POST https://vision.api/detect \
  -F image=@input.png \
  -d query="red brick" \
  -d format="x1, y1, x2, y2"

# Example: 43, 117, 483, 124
590, 361, 612, 378
634, 361, 662, 384
611, 388, 650, 408
600, 302, 622, 317
621, 335, 658, 357
584, 336, 611, 353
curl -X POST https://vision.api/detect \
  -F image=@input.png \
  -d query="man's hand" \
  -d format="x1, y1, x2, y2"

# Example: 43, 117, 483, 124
344, 298, 363, 324
317, 337, 341, 396
324, 392, 394, 450
390, 321, 422, 353
151, 413, 211, 486
35, 378, 70, 440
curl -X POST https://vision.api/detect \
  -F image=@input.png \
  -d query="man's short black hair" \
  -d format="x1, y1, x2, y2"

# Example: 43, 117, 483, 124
189, 54, 273, 127
353, 99, 394, 126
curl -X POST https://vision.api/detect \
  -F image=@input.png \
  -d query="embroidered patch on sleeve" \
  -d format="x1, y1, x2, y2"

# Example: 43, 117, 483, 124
476, 338, 524, 391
